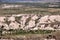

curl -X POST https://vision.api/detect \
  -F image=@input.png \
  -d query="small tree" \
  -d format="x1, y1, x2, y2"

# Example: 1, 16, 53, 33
0, 25, 4, 36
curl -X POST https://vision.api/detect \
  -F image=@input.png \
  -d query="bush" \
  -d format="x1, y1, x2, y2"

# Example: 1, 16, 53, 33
12, 30, 54, 35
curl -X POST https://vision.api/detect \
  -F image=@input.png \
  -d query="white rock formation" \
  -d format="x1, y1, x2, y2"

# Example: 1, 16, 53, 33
2, 4, 24, 9
0, 22, 9, 30
24, 19, 35, 30
0, 14, 60, 30
20, 15, 30, 29
39, 15, 49, 23
0, 22, 3, 28
3, 23, 9, 30
49, 15, 57, 22
55, 15, 60, 22
31, 15, 39, 20
0, 17, 6, 22
9, 21, 20, 30
8, 16, 15, 22
49, 15, 60, 22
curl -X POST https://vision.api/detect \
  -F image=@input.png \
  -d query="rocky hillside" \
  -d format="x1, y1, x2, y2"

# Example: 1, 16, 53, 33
0, 14, 60, 30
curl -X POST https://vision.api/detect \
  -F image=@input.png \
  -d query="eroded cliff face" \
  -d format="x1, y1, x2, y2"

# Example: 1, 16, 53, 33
0, 14, 60, 30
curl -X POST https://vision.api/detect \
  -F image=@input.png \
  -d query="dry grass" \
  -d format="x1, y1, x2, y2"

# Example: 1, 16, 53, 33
0, 8, 60, 16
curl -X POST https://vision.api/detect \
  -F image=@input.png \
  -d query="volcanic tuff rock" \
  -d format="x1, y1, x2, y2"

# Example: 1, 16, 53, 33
0, 14, 60, 30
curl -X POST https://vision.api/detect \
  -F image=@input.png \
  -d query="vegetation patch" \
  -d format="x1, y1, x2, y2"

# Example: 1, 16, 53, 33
3, 29, 55, 35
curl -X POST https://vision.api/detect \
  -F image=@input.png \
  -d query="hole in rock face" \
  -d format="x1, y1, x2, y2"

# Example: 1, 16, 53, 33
53, 36, 56, 39
0, 37, 1, 39
46, 35, 56, 39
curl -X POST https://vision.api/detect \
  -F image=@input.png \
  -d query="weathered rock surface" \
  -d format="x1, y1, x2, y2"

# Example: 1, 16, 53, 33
0, 14, 60, 30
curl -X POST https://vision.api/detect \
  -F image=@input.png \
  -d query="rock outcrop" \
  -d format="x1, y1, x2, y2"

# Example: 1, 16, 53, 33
0, 14, 60, 30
